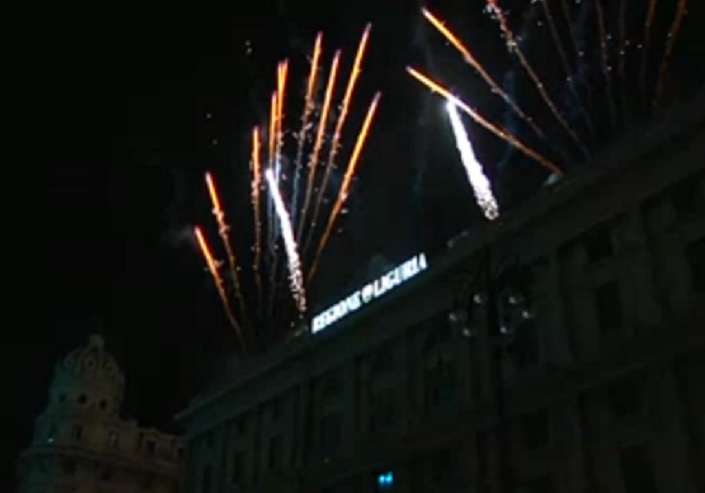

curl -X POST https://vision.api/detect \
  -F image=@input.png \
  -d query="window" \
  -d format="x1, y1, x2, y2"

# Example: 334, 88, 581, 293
145, 439, 156, 456
522, 411, 550, 449
63, 460, 76, 475
608, 377, 644, 418
321, 411, 342, 448
513, 319, 539, 368
670, 177, 703, 218
100, 467, 113, 481
176, 446, 185, 459
594, 280, 622, 333
72, 424, 83, 441
270, 399, 281, 421
267, 435, 283, 470
230, 450, 243, 483
99, 399, 108, 411
620, 444, 658, 493
521, 473, 555, 493
584, 222, 614, 262
200, 466, 212, 493
46, 423, 56, 443
108, 431, 118, 448
686, 239, 705, 292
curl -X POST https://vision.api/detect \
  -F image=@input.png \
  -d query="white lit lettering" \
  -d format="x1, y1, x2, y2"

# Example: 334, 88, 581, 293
311, 253, 429, 334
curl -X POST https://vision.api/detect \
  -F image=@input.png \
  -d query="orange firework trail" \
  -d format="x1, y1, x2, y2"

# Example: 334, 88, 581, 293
250, 127, 263, 305
205, 172, 250, 326
654, 0, 689, 107
639, 0, 659, 102
307, 24, 371, 253
485, 0, 588, 158
268, 91, 278, 166
194, 226, 246, 351
422, 8, 545, 143
539, 0, 595, 140
291, 33, 323, 227
594, 0, 618, 130
407, 67, 562, 176
276, 60, 289, 165
297, 50, 342, 242
308, 92, 381, 282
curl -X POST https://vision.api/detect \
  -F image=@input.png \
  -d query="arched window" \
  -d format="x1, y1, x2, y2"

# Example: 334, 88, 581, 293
368, 345, 399, 431
423, 323, 458, 412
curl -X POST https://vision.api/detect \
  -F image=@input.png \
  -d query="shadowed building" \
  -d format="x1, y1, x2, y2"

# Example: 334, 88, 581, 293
176, 93, 705, 493
18, 334, 185, 493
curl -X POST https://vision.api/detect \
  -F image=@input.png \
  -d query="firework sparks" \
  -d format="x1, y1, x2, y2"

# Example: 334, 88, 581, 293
276, 60, 289, 168
539, 0, 595, 139
307, 24, 371, 253
297, 50, 342, 242
654, 0, 689, 107
194, 226, 247, 351
250, 127, 263, 306
618, 0, 629, 120
292, 33, 323, 231
422, 8, 546, 144
265, 167, 307, 314
407, 67, 562, 175
640, 0, 659, 102
205, 172, 250, 326
594, 0, 618, 130
485, 0, 588, 158
308, 92, 382, 282
446, 101, 499, 221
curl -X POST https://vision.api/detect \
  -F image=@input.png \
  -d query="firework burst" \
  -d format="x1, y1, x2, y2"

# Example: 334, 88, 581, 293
193, 26, 381, 353
411, 0, 695, 218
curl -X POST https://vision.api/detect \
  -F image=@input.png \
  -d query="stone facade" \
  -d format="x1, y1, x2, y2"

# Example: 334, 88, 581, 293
176, 93, 705, 493
18, 334, 184, 493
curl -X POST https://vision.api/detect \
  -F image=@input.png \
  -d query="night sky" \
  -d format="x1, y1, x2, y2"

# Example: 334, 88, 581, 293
4, 0, 704, 487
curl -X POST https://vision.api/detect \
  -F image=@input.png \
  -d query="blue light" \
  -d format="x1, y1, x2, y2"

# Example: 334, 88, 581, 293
377, 471, 394, 489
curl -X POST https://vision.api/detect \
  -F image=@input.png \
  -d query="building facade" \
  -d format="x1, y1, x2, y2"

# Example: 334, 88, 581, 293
176, 93, 705, 493
18, 334, 184, 493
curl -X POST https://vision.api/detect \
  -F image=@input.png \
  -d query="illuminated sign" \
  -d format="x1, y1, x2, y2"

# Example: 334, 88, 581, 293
311, 253, 428, 334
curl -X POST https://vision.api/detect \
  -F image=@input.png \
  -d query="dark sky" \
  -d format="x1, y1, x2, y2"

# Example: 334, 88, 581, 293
3, 0, 704, 487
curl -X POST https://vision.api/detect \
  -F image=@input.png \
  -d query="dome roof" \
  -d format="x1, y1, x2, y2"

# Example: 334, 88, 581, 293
53, 334, 124, 392
61, 334, 123, 383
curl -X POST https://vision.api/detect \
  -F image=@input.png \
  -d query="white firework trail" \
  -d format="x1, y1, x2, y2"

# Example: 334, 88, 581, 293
265, 167, 307, 314
446, 101, 500, 221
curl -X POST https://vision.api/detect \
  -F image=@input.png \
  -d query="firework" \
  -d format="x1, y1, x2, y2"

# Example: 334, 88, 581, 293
297, 50, 342, 242
291, 33, 323, 232
446, 101, 499, 221
250, 127, 263, 308
407, 67, 561, 175
308, 92, 382, 282
205, 172, 250, 326
485, 0, 588, 158
654, 0, 689, 107
197, 25, 380, 346
194, 226, 247, 351
307, 24, 371, 254
265, 168, 307, 314
594, 0, 618, 130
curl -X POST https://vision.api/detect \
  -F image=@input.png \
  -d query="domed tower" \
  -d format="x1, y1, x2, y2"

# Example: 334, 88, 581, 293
18, 334, 184, 493
49, 333, 125, 418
